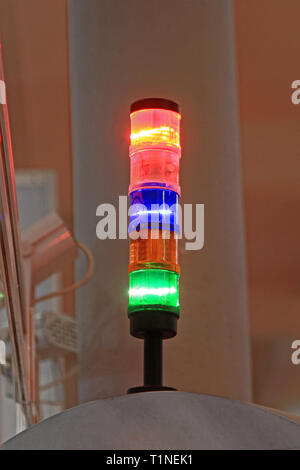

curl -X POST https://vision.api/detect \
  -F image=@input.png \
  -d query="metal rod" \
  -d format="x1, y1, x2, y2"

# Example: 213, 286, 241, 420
144, 332, 163, 387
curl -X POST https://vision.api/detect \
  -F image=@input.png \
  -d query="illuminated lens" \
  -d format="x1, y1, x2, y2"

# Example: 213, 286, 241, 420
128, 188, 180, 234
131, 125, 179, 146
128, 269, 180, 315
130, 108, 181, 152
129, 229, 180, 274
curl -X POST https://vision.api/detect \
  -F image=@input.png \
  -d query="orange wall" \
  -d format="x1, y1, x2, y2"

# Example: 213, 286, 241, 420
235, 0, 300, 410
0, 0, 74, 313
0, 0, 77, 407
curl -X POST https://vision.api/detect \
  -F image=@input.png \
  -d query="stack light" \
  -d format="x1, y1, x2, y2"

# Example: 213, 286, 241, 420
128, 98, 181, 326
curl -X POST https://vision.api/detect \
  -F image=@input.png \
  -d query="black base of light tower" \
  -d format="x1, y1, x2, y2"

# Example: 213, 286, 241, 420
127, 310, 178, 394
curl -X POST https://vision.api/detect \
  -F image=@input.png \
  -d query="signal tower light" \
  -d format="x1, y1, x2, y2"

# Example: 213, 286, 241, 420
127, 98, 182, 393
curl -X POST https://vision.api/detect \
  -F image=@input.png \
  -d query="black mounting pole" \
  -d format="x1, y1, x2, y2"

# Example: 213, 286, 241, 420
144, 332, 162, 387
127, 310, 177, 393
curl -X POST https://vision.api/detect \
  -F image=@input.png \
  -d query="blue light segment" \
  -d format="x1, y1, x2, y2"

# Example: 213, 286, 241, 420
128, 188, 180, 234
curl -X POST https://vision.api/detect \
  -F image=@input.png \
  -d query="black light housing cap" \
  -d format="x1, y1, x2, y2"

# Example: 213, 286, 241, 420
130, 98, 180, 114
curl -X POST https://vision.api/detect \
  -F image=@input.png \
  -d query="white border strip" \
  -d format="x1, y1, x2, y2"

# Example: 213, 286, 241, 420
0, 80, 6, 104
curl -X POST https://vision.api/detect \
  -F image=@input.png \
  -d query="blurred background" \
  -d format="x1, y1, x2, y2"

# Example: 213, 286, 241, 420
0, 0, 299, 443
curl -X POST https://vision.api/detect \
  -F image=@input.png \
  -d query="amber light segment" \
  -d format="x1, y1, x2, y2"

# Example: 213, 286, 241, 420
129, 229, 180, 274
131, 125, 179, 148
130, 108, 181, 153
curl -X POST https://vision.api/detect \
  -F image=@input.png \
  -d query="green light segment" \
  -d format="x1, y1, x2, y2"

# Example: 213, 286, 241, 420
128, 269, 179, 315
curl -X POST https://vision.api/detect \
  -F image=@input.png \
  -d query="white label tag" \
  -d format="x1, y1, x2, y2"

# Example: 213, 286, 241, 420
0, 80, 6, 104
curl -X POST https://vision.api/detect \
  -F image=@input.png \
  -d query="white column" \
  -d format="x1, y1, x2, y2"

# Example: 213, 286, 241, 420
69, 0, 252, 402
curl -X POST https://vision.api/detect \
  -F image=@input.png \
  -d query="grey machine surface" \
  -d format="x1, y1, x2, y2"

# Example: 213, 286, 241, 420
4, 392, 300, 450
